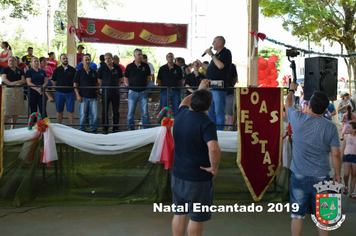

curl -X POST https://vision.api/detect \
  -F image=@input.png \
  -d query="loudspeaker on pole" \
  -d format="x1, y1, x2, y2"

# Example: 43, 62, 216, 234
304, 57, 338, 101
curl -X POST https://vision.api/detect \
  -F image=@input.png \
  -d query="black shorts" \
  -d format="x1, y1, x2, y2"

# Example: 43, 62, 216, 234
171, 175, 214, 222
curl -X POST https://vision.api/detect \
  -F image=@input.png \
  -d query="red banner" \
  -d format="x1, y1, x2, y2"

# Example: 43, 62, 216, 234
78, 17, 187, 48
237, 88, 283, 201
0, 86, 5, 179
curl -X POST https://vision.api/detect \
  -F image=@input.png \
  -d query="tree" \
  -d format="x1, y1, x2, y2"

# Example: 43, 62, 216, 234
120, 46, 158, 72
52, 0, 124, 59
0, 0, 40, 20
260, 0, 356, 86
1, 26, 47, 58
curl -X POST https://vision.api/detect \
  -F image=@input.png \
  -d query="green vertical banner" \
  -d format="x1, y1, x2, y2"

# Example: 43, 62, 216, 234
0, 86, 5, 179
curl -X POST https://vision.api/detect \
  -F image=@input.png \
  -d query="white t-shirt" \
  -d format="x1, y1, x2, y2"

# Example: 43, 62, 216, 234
344, 134, 356, 155
295, 86, 303, 97
147, 62, 155, 75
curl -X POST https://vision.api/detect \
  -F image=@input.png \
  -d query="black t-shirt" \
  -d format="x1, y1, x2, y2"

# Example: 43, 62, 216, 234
73, 68, 98, 98
184, 72, 205, 95
51, 65, 76, 93
157, 63, 182, 90
125, 61, 150, 92
172, 105, 218, 182
227, 64, 237, 95
22, 55, 34, 68
206, 47, 232, 89
98, 63, 123, 96
1, 67, 24, 85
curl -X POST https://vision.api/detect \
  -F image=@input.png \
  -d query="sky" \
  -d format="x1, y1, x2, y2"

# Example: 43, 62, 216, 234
0, 0, 349, 85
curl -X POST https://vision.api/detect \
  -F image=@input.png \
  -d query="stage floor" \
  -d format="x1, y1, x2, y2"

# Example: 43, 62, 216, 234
0, 197, 355, 236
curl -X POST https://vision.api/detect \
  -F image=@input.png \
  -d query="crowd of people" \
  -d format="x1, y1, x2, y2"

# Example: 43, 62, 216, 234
2, 37, 356, 236
0, 36, 238, 132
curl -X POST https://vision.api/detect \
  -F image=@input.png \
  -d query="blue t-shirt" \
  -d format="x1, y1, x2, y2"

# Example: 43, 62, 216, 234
288, 107, 340, 177
172, 105, 217, 181
323, 102, 336, 121
25, 68, 47, 86
76, 62, 98, 71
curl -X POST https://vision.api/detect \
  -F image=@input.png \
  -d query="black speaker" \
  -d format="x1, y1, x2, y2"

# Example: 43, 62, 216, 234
304, 57, 338, 101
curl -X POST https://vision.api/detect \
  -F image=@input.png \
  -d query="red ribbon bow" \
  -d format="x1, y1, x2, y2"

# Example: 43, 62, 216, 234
36, 119, 48, 133
162, 117, 174, 130
249, 31, 266, 41
283, 124, 293, 140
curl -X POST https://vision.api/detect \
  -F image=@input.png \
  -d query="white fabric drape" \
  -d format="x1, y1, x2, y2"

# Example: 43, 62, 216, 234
4, 123, 291, 167
4, 124, 238, 154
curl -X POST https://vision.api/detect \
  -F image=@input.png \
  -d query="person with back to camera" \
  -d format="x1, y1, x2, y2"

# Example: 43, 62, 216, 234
172, 79, 220, 236
341, 120, 356, 199
285, 81, 342, 236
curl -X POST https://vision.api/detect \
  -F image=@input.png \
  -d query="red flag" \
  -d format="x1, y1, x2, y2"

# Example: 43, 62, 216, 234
237, 87, 283, 201
78, 17, 187, 48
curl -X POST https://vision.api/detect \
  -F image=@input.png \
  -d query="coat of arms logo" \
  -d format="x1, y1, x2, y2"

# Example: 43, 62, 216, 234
85, 20, 96, 35
311, 180, 346, 231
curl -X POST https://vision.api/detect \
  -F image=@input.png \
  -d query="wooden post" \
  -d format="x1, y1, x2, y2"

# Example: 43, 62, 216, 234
247, 0, 258, 86
47, 0, 51, 53
67, 0, 77, 67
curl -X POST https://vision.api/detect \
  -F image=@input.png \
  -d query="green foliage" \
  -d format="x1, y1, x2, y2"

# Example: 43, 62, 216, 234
0, 26, 47, 59
120, 45, 159, 77
0, 0, 40, 20
260, 0, 356, 47
88, 0, 123, 10
258, 46, 284, 74
52, 0, 123, 52
120, 46, 157, 63
260, 0, 356, 82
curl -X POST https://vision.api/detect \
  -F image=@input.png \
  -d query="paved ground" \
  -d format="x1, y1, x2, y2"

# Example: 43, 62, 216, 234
0, 196, 355, 236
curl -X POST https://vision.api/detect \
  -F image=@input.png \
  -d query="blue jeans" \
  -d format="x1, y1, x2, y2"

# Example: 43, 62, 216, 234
127, 90, 149, 130
160, 89, 181, 116
208, 90, 226, 130
289, 172, 330, 219
78, 97, 98, 132
339, 111, 346, 123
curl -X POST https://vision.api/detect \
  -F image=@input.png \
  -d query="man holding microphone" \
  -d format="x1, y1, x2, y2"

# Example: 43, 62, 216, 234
196, 36, 232, 130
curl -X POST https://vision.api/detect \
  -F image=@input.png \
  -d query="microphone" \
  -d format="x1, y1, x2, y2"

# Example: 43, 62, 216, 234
202, 46, 213, 57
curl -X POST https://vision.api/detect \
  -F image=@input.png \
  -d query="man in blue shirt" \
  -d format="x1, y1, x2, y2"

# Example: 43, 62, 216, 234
323, 101, 336, 121
285, 82, 342, 236
76, 53, 98, 71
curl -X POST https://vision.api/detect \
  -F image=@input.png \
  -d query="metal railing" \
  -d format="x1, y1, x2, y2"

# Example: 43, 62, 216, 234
3, 84, 237, 131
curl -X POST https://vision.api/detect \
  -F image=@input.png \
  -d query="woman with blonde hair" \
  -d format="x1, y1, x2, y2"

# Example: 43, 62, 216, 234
25, 57, 48, 118
1, 56, 26, 129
